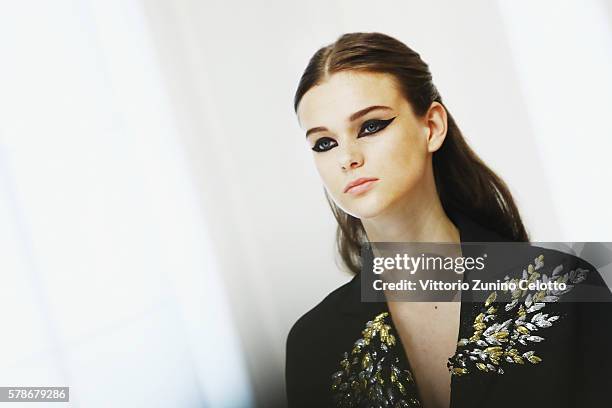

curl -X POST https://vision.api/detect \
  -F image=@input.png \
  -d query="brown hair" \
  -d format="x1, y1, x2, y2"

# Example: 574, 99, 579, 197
294, 32, 529, 274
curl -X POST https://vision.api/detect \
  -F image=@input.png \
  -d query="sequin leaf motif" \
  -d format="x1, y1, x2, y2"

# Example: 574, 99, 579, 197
331, 312, 421, 407
448, 254, 589, 376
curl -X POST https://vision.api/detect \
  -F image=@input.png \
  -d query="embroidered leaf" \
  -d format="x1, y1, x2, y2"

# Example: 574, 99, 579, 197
448, 253, 591, 377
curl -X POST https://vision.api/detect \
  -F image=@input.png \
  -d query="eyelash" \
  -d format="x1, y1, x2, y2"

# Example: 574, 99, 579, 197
311, 117, 397, 153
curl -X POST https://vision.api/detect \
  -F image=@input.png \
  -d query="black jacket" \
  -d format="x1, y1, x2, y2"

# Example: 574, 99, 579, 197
286, 210, 612, 407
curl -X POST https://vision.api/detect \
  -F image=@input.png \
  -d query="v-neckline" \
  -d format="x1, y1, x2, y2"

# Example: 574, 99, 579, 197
335, 208, 509, 407
380, 269, 474, 407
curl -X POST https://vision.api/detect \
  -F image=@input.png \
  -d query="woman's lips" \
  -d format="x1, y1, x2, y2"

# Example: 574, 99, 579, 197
344, 177, 379, 195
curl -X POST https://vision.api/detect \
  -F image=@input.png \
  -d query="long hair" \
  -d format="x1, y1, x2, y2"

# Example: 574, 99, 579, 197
294, 32, 529, 274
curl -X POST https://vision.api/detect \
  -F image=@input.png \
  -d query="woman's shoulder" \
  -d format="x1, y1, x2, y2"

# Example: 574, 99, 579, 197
474, 242, 610, 300
285, 274, 367, 406
523, 244, 610, 300
287, 274, 358, 347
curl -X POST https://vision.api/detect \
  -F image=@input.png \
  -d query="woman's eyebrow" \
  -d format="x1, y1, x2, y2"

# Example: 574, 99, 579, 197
305, 105, 393, 138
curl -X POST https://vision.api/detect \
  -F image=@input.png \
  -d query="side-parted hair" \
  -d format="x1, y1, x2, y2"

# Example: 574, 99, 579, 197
294, 32, 529, 274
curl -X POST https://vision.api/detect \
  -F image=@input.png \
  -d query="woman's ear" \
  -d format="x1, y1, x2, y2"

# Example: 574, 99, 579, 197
424, 102, 448, 153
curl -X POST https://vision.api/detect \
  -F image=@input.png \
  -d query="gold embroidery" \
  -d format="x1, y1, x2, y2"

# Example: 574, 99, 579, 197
332, 252, 591, 405
331, 312, 421, 407
448, 253, 589, 376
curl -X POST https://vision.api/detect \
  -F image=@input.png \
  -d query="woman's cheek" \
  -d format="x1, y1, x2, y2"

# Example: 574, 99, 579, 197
315, 159, 341, 196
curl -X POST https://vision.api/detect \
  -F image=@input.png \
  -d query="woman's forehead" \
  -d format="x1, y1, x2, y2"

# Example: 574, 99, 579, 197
297, 71, 403, 129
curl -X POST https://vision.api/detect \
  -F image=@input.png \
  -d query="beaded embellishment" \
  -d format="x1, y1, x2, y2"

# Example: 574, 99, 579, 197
448, 254, 589, 375
331, 312, 421, 407
332, 253, 591, 405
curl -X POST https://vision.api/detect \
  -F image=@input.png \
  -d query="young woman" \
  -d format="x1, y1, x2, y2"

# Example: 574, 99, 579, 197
286, 32, 611, 408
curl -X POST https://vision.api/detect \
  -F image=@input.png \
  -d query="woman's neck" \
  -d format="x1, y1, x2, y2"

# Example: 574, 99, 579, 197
361, 192, 460, 244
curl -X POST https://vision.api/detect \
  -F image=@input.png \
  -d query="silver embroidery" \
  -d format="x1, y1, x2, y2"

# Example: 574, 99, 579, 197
448, 254, 589, 375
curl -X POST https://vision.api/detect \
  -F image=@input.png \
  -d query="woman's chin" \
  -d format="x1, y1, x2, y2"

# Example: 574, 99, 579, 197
338, 195, 390, 220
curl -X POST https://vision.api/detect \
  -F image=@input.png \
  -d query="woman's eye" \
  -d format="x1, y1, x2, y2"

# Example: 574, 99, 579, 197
312, 137, 337, 152
310, 117, 396, 152
359, 117, 397, 136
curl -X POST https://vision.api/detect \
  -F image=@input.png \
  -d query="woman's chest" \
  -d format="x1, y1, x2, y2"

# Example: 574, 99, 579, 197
388, 302, 463, 408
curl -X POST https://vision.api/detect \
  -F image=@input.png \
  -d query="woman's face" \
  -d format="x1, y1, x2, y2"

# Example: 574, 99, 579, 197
296, 71, 444, 219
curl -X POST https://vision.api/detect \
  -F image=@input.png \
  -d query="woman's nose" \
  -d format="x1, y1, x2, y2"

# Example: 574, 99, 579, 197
338, 144, 364, 171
